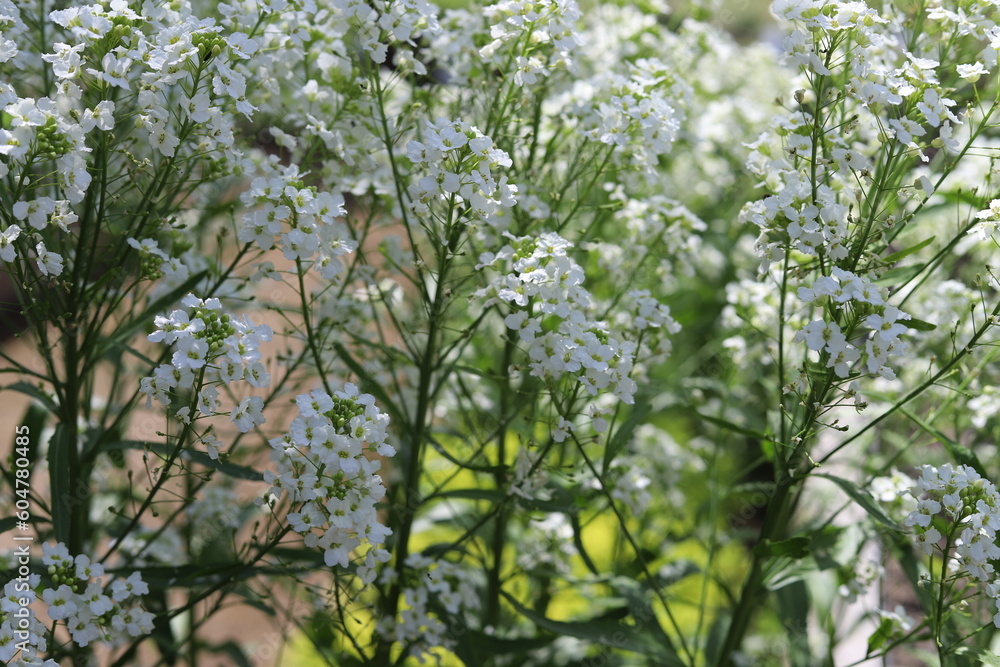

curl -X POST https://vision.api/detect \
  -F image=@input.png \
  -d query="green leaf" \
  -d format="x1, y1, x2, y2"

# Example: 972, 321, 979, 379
3, 382, 56, 411
898, 408, 987, 479
813, 474, 898, 528
703, 612, 731, 667
146, 584, 179, 665
776, 581, 812, 667
693, 411, 769, 440
875, 263, 925, 285
905, 317, 937, 332
609, 576, 683, 654
17, 401, 47, 469
603, 402, 651, 473
806, 524, 850, 571
502, 592, 685, 665
754, 536, 811, 559
570, 511, 600, 576
883, 236, 935, 263
867, 616, 895, 654
107, 441, 263, 481
763, 556, 819, 591
952, 647, 1000, 666
48, 423, 71, 545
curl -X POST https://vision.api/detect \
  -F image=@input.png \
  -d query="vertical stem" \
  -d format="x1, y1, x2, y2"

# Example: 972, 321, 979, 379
375, 225, 458, 665
714, 480, 796, 665
484, 334, 517, 629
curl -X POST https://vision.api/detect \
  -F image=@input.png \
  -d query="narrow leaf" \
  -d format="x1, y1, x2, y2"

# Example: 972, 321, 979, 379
107, 440, 263, 481
754, 536, 811, 559
899, 408, 987, 478
813, 474, 897, 528
694, 411, 768, 440
867, 616, 894, 654
776, 581, 812, 667
18, 401, 47, 468
603, 402, 651, 472
4, 382, 56, 411
875, 263, 924, 285
952, 647, 1000, 666
502, 592, 685, 665
905, 317, 937, 332
883, 236, 935, 263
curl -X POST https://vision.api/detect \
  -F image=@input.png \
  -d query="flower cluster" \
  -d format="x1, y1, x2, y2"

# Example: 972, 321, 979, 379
740, 170, 855, 266
378, 554, 481, 661
0, 0, 290, 416
0, 574, 49, 665
0, 543, 152, 661
968, 199, 1000, 241
330, 0, 441, 71
479, 0, 584, 96
264, 384, 394, 569
140, 294, 273, 437
237, 159, 356, 279
590, 58, 687, 172
793, 269, 911, 380
903, 464, 1000, 627
552, 55, 688, 174
406, 118, 517, 228
476, 231, 658, 405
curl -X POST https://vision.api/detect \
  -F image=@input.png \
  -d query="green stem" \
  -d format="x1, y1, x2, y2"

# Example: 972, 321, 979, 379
484, 333, 517, 629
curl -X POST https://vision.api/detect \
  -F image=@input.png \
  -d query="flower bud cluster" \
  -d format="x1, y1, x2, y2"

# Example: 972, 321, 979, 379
264, 384, 395, 570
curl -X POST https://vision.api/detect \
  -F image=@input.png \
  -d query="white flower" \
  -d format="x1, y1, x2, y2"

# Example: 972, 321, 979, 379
109, 573, 148, 603
14, 197, 57, 229
200, 434, 224, 460
172, 336, 209, 370
42, 585, 77, 620
180, 92, 213, 123
35, 242, 64, 276
149, 121, 179, 157
957, 62, 988, 82
230, 395, 265, 432
0, 225, 21, 261
81, 101, 115, 131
